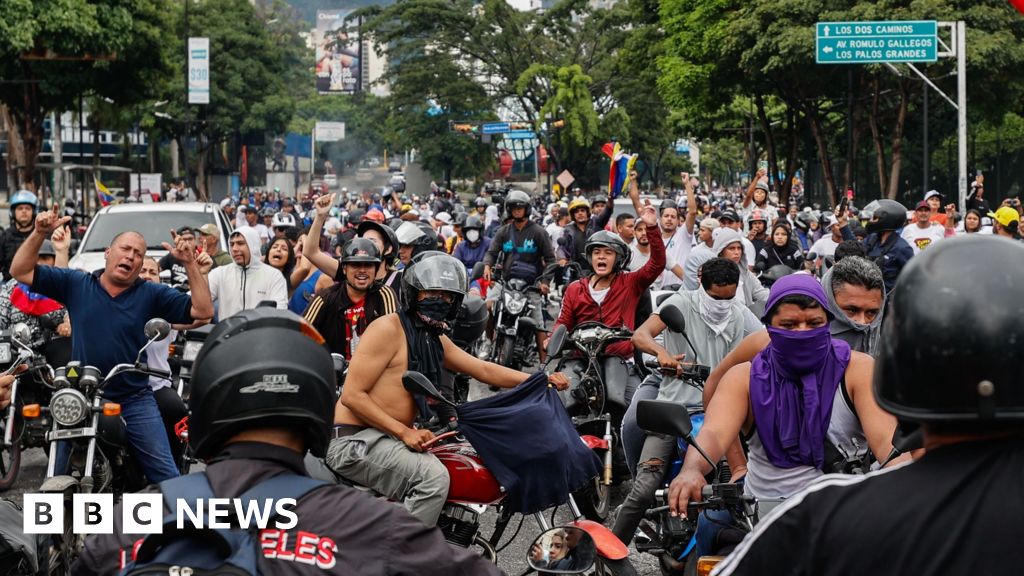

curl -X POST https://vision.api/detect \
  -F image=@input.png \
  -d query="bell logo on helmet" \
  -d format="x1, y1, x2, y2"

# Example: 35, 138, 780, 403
441, 270, 456, 281
240, 375, 299, 394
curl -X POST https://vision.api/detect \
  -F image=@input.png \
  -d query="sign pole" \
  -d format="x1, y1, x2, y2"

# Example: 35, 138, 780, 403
956, 20, 967, 214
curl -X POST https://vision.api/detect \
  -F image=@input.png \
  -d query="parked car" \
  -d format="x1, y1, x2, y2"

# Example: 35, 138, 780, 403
68, 203, 233, 273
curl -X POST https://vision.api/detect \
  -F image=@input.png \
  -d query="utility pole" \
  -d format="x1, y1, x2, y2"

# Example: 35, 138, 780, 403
182, 0, 190, 191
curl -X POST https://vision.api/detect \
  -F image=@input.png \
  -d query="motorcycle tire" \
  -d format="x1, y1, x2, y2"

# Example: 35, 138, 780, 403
498, 335, 519, 372
0, 405, 24, 492
596, 556, 638, 576
572, 477, 610, 523
0, 439, 20, 492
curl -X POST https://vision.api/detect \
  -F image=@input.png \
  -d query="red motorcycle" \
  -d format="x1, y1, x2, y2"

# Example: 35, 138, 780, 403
403, 372, 636, 574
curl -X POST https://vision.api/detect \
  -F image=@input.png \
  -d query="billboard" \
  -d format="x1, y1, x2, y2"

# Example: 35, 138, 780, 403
314, 10, 361, 95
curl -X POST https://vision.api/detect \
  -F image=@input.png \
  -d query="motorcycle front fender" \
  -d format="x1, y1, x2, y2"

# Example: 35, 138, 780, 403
517, 316, 537, 334
39, 474, 79, 494
570, 519, 629, 560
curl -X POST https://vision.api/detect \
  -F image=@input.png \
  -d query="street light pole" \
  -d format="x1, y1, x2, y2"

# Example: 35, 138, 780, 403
182, 0, 190, 193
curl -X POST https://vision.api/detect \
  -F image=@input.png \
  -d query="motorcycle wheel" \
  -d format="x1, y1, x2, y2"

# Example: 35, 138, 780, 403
595, 556, 638, 576
572, 477, 610, 523
0, 406, 23, 491
48, 497, 81, 576
498, 335, 519, 371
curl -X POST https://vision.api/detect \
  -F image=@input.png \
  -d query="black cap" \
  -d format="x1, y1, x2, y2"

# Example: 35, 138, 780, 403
719, 210, 740, 223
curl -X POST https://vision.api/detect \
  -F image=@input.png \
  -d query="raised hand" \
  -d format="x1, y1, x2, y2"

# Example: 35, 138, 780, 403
315, 193, 335, 218
35, 204, 72, 237
161, 229, 196, 264
639, 199, 657, 227
50, 224, 70, 253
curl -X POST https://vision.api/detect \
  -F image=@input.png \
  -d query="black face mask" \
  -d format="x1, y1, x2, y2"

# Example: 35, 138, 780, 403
416, 296, 453, 331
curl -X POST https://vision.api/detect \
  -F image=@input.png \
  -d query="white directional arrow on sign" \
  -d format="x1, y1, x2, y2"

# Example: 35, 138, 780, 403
823, 46, 834, 53
824, 25, 831, 36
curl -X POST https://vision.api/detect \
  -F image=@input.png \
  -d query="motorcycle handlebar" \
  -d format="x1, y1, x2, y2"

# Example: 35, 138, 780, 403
643, 360, 711, 380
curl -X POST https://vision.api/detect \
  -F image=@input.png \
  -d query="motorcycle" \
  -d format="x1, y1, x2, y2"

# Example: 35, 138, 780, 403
20, 318, 174, 575
636, 398, 766, 576
402, 372, 636, 575
475, 262, 552, 371
0, 323, 55, 491
168, 323, 214, 402
546, 321, 634, 522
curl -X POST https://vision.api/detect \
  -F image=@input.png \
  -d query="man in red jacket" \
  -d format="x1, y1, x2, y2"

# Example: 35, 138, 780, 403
553, 182, 665, 403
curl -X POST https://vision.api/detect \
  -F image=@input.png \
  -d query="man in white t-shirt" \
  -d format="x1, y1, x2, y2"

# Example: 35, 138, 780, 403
901, 200, 947, 255
546, 207, 569, 246
809, 214, 843, 260
236, 206, 271, 246
629, 217, 684, 282
657, 173, 698, 290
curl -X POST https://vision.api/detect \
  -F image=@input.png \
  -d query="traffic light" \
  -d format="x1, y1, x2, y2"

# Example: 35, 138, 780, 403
548, 119, 565, 130
450, 122, 479, 135
509, 122, 532, 131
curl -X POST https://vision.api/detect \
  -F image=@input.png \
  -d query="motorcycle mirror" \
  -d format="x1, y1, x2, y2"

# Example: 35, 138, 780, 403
526, 526, 596, 574
637, 399, 719, 476
331, 353, 347, 375
11, 322, 32, 345
542, 262, 560, 277
636, 399, 692, 438
659, 304, 686, 334
402, 371, 456, 408
805, 251, 818, 262
557, 235, 568, 247
546, 324, 567, 359
471, 261, 485, 281
144, 318, 172, 342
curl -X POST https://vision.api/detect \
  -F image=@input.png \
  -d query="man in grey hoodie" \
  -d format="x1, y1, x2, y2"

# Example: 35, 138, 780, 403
207, 226, 288, 319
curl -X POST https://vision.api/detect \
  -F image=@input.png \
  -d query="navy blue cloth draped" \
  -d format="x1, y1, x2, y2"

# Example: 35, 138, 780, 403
455, 371, 601, 514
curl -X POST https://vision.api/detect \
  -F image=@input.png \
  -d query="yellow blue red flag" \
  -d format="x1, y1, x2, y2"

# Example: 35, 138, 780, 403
94, 175, 116, 207
601, 142, 637, 199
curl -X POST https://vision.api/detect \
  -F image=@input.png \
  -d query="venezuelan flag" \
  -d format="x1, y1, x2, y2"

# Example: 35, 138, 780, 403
601, 142, 637, 199
94, 175, 117, 207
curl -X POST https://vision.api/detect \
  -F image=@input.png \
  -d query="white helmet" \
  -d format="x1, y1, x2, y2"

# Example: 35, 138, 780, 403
395, 221, 427, 245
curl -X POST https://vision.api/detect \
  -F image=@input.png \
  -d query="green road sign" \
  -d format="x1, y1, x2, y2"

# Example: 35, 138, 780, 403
816, 21, 938, 64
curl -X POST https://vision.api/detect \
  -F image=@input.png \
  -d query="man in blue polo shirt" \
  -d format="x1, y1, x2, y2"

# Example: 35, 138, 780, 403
10, 205, 214, 482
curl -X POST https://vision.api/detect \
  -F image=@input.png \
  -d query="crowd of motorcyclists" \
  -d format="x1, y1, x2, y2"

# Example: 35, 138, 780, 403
0, 165, 1022, 575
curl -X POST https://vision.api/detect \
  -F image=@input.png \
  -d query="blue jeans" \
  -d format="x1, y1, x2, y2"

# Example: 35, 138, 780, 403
56, 389, 179, 484
620, 376, 660, 478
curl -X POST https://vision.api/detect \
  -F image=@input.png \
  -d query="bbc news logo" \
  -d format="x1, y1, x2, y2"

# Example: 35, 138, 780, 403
23, 493, 298, 534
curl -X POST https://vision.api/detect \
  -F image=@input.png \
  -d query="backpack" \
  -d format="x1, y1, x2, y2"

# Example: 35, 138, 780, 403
121, 473, 326, 575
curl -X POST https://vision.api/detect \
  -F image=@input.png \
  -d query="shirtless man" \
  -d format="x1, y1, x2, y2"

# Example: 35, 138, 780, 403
326, 252, 568, 525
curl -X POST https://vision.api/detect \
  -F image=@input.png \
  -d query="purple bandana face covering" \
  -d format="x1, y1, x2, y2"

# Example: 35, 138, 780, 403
750, 292, 852, 470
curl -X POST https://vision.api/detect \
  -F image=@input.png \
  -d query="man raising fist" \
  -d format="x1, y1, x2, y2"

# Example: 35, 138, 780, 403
8, 204, 213, 482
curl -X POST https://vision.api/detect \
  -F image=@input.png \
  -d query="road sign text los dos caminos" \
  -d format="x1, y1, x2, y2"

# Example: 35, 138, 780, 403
816, 21, 938, 64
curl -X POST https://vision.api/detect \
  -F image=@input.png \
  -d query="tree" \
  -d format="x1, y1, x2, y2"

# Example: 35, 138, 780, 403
152, 0, 297, 198
0, 0, 171, 192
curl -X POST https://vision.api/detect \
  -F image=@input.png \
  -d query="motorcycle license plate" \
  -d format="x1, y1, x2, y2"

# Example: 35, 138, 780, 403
0, 343, 10, 364
48, 427, 95, 441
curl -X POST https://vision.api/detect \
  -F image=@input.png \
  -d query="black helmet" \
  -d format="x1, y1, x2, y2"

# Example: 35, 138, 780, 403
504, 189, 532, 217
862, 199, 907, 234
592, 194, 609, 206
357, 220, 399, 259
454, 212, 468, 227
584, 230, 631, 272
401, 252, 468, 321
340, 237, 382, 270
876, 236, 1024, 423
189, 309, 336, 458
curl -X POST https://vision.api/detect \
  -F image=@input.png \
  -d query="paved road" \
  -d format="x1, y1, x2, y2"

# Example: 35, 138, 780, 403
5, 382, 661, 575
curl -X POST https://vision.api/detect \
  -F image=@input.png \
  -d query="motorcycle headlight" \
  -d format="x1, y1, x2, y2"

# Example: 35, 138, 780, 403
182, 340, 204, 363
50, 388, 90, 427
503, 292, 527, 315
